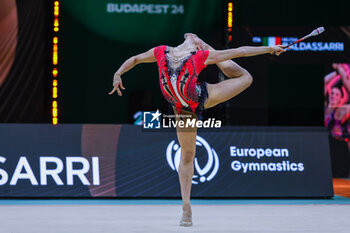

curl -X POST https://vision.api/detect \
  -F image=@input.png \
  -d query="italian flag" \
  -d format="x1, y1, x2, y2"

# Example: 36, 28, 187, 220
262, 37, 282, 46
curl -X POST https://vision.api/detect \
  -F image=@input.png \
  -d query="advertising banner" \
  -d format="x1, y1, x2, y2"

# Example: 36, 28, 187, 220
0, 124, 333, 197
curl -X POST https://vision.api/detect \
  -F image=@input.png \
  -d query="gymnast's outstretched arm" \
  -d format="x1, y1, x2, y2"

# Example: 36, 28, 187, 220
109, 48, 156, 96
204, 45, 286, 65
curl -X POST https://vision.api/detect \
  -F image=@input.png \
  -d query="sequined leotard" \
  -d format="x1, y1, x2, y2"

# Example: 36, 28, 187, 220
154, 45, 209, 114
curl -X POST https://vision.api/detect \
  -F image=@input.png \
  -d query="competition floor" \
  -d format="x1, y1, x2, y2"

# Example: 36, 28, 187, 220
1, 179, 350, 233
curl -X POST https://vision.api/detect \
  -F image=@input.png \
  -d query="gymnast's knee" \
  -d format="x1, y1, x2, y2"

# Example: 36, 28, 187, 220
180, 149, 195, 164
242, 69, 253, 87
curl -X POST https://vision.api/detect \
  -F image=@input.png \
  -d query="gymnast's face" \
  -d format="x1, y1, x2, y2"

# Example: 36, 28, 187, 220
329, 87, 342, 106
184, 33, 203, 50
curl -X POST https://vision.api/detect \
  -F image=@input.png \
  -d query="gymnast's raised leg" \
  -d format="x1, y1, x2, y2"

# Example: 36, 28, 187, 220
202, 41, 253, 109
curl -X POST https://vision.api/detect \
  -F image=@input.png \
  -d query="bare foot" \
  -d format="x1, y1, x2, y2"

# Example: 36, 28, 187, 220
179, 204, 192, 227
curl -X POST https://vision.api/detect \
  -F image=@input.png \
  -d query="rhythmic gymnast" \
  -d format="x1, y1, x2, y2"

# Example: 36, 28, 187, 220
109, 33, 285, 226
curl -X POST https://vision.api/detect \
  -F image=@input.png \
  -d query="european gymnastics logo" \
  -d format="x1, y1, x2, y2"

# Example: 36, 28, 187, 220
166, 136, 219, 184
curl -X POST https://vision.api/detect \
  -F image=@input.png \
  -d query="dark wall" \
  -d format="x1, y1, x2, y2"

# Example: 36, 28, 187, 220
236, 0, 350, 26
0, 0, 50, 123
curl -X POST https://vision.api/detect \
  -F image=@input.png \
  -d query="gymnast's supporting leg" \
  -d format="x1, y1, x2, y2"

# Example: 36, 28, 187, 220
174, 59, 252, 227
174, 111, 197, 226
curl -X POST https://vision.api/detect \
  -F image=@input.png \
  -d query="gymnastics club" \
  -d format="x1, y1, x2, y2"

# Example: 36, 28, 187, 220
283, 27, 325, 48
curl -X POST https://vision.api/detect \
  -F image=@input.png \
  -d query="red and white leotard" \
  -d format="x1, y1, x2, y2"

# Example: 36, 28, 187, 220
154, 45, 209, 113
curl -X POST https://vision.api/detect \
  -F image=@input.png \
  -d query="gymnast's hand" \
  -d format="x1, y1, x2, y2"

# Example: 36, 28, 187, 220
269, 45, 286, 56
109, 73, 125, 96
